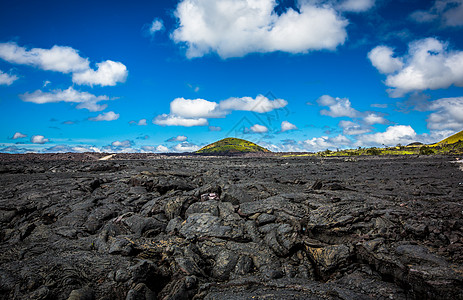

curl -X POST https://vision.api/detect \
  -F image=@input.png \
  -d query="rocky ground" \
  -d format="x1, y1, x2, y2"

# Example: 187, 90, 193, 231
0, 154, 462, 300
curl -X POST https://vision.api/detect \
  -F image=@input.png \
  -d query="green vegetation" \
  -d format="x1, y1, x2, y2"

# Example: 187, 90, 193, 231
284, 130, 463, 157
435, 130, 463, 145
196, 137, 270, 154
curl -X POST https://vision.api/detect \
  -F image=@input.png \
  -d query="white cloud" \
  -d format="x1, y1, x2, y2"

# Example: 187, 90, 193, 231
0, 42, 127, 87
149, 19, 164, 35
75, 102, 108, 112
129, 119, 148, 126
140, 145, 169, 153
170, 97, 222, 118
153, 114, 208, 126
317, 95, 359, 118
303, 134, 351, 152
250, 124, 268, 133
111, 140, 133, 148
219, 95, 287, 113
156, 145, 169, 152
281, 121, 297, 132
0, 70, 18, 85
31, 135, 50, 144
12, 132, 27, 139
426, 97, 463, 131
338, 120, 371, 135
71, 146, 101, 153
72, 60, 128, 87
89, 111, 120, 122
367, 46, 403, 74
337, 0, 375, 12
363, 113, 387, 125
410, 0, 463, 27
357, 125, 417, 146
20, 86, 109, 112
0, 42, 89, 73
167, 135, 188, 142
173, 142, 200, 152
369, 38, 463, 97
154, 94, 287, 127
172, 0, 348, 58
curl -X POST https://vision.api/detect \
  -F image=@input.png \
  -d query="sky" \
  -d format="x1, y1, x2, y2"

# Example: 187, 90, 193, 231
1, 0, 463, 153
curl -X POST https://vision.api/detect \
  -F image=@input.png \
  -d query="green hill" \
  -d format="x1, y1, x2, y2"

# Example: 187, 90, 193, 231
435, 129, 463, 145
196, 138, 270, 154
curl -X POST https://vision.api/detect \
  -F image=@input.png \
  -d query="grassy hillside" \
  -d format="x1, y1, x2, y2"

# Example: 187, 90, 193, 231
436, 130, 463, 145
196, 138, 270, 154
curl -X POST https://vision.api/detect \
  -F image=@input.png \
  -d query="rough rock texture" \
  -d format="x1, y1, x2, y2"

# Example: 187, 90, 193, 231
1, 154, 463, 299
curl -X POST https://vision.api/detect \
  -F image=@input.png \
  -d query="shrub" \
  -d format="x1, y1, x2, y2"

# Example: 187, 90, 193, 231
366, 148, 381, 155
419, 146, 434, 155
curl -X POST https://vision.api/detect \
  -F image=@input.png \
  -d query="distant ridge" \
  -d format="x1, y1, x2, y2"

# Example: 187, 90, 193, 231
196, 138, 270, 154
436, 129, 463, 145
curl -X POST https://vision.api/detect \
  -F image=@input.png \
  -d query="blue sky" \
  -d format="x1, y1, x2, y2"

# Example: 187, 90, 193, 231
1, 0, 463, 153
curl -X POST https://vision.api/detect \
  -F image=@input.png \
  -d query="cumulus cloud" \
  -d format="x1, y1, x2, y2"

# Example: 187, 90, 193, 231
166, 135, 188, 142
219, 95, 287, 114
173, 142, 200, 152
338, 120, 371, 135
250, 124, 268, 133
0, 70, 18, 85
89, 111, 120, 122
20, 86, 109, 112
43, 145, 100, 153
369, 38, 463, 97
0, 146, 34, 154
363, 113, 387, 125
72, 60, 128, 87
153, 114, 208, 127
172, 0, 348, 58
111, 140, 133, 148
410, 0, 463, 27
425, 97, 463, 131
154, 95, 287, 127
156, 145, 169, 152
12, 132, 27, 139
0, 42, 127, 87
357, 125, 417, 146
337, 0, 375, 12
303, 134, 351, 151
170, 98, 222, 118
140, 145, 169, 153
31, 135, 50, 144
317, 95, 359, 118
281, 121, 297, 132
0, 42, 89, 73
367, 46, 403, 74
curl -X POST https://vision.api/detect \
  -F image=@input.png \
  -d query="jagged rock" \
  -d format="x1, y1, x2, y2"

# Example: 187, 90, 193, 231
1, 155, 463, 300
67, 287, 94, 300
307, 244, 352, 275
238, 195, 308, 219
125, 283, 155, 300
185, 200, 219, 217
179, 213, 244, 240
212, 250, 239, 280
164, 196, 189, 220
